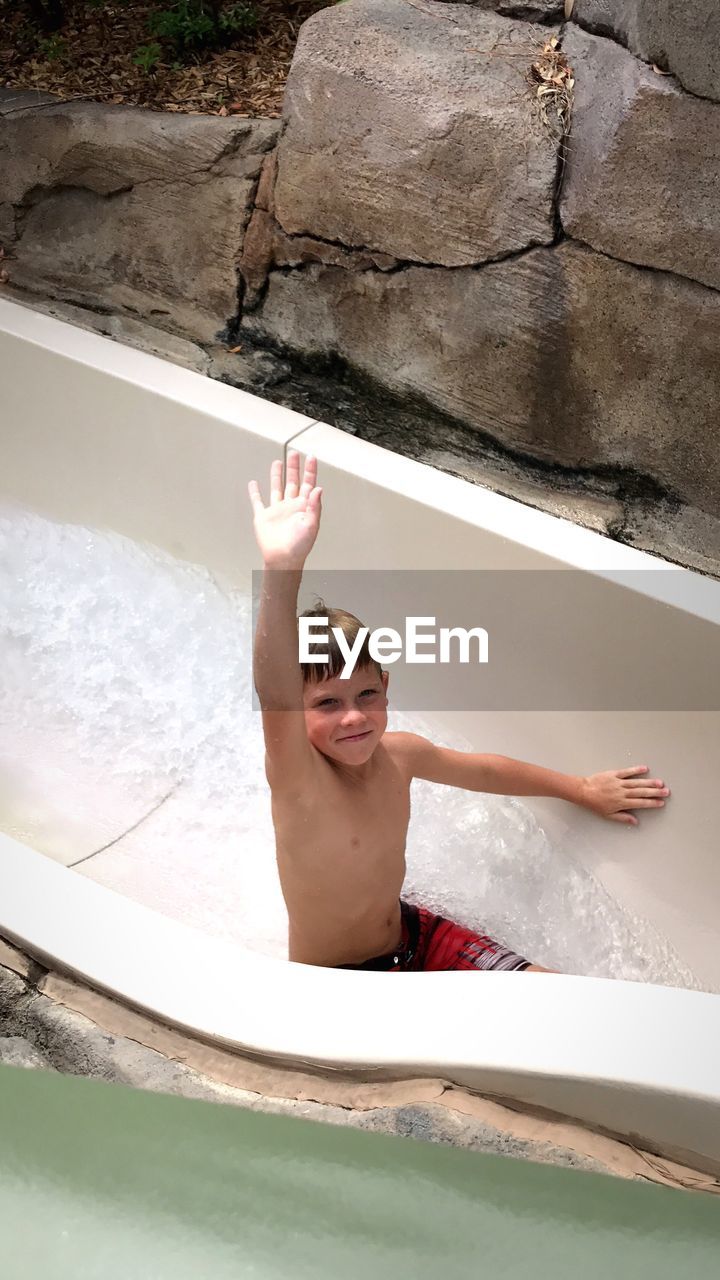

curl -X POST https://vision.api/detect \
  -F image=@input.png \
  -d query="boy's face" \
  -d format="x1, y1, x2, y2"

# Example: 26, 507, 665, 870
303, 665, 389, 765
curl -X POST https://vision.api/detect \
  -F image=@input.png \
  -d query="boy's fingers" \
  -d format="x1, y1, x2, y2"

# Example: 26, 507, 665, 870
247, 480, 264, 513
617, 765, 648, 778
625, 785, 668, 796
301, 455, 318, 496
285, 451, 300, 500
623, 798, 665, 809
270, 459, 283, 505
610, 812, 638, 825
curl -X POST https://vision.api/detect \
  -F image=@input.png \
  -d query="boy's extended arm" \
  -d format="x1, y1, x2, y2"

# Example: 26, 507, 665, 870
248, 452, 322, 768
392, 733, 669, 826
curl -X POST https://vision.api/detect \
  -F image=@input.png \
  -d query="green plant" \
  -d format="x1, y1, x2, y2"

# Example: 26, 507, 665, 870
38, 33, 67, 60
147, 1, 259, 58
148, 3, 214, 52
218, 3, 258, 35
132, 41, 163, 73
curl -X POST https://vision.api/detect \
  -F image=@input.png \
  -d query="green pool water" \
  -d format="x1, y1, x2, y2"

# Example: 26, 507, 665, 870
1, 1063, 718, 1278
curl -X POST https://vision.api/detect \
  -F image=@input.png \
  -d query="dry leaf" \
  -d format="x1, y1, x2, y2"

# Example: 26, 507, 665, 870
227, 345, 243, 354
652, 64, 673, 75
0, 269, 9, 284
564, 0, 575, 17
217, 105, 228, 116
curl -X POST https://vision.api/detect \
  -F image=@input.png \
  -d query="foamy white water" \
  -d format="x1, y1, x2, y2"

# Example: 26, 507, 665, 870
0, 505, 699, 987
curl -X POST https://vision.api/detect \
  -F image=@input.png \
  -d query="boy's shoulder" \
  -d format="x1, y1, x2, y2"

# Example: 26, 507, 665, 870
384, 731, 430, 751
384, 731, 436, 775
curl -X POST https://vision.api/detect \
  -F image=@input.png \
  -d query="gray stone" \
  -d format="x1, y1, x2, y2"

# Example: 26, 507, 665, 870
239, 213, 399, 310
355, 1103, 608, 1172
207, 344, 292, 392
573, 0, 720, 102
619, 500, 720, 578
20, 994, 245, 1103
561, 26, 720, 292
496, 0, 563, 15
0, 966, 34, 1023
446, 1, 564, 17
0, 287, 212, 372
244, 241, 720, 516
276, 0, 559, 266
0, 935, 46, 984
0, 88, 57, 116
0, 1035, 53, 1071
0, 91, 279, 341
419, 444, 625, 534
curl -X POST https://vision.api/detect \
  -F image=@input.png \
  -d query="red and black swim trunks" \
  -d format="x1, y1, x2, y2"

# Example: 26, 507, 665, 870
337, 900, 531, 972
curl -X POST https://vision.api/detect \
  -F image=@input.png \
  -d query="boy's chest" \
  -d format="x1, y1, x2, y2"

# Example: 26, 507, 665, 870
320, 767, 411, 848
275, 762, 411, 873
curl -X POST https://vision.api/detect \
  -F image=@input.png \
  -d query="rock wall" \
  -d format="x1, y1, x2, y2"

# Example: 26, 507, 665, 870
1, 0, 719, 573
239, 0, 720, 571
0, 89, 278, 342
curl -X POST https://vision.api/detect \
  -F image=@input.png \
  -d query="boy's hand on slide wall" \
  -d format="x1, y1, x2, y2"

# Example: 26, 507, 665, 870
248, 451, 322, 570
580, 766, 670, 826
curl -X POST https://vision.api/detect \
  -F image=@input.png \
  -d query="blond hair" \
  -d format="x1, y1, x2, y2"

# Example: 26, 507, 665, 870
299, 599, 382, 684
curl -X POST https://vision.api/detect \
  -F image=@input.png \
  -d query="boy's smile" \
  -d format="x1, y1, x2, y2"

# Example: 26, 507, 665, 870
303, 666, 389, 764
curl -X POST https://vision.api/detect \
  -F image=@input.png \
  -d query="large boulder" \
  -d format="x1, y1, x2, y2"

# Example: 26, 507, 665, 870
572, 0, 720, 103
243, 240, 720, 515
560, 27, 720, 292
275, 0, 560, 266
0, 91, 279, 341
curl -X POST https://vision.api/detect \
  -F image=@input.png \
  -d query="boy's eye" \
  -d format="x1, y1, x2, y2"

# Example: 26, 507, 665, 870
318, 698, 337, 708
359, 689, 377, 698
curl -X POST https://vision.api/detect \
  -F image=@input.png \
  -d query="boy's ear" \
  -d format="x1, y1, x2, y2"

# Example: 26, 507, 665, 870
381, 669, 389, 695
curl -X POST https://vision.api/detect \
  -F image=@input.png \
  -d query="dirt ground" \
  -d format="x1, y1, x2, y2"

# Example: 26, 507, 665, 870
0, 0, 330, 116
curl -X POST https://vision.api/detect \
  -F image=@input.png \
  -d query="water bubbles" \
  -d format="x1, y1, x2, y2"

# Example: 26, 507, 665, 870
0, 506, 700, 988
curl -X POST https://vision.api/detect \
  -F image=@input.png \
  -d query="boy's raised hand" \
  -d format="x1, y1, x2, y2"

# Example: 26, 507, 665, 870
248, 451, 322, 569
580, 766, 670, 826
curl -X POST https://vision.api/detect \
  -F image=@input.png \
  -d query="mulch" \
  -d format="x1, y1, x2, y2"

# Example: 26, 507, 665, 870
0, 1, 330, 116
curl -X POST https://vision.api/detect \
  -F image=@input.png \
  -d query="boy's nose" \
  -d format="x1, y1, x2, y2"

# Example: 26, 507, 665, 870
340, 707, 366, 727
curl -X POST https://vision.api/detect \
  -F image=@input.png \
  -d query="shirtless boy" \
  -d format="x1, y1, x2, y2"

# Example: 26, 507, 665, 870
248, 452, 670, 974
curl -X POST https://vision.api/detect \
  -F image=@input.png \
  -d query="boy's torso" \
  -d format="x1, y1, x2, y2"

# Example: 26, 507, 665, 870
271, 735, 412, 967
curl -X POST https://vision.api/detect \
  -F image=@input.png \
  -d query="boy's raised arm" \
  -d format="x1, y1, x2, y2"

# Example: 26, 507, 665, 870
248, 452, 322, 766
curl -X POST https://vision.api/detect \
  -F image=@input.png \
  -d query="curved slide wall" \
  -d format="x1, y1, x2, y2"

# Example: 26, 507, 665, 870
1, 298, 719, 1171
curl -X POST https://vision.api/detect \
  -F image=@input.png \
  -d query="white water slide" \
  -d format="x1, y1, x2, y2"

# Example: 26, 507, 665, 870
1, 297, 719, 1173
